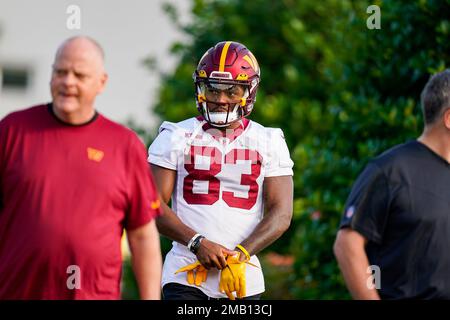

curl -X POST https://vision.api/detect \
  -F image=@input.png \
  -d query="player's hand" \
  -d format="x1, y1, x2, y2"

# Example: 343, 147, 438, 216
219, 253, 247, 300
196, 238, 236, 270
175, 261, 208, 286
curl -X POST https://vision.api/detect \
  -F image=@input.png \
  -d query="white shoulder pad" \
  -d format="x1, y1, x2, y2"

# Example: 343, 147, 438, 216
264, 127, 294, 177
149, 118, 201, 170
159, 118, 197, 134
158, 121, 179, 134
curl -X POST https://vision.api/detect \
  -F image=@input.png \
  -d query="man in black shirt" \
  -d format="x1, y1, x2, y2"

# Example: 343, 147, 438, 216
334, 69, 450, 299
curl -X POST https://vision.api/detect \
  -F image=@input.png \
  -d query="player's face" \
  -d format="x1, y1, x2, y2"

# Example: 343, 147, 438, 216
204, 84, 245, 112
50, 42, 107, 118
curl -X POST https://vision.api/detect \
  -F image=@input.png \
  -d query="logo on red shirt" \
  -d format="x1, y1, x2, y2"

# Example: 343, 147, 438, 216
87, 147, 104, 162
151, 199, 160, 209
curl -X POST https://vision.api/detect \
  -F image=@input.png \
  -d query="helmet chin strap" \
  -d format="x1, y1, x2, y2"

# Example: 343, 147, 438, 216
203, 104, 240, 127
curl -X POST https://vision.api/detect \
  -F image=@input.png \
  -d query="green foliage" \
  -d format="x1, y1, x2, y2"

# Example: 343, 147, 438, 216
139, 0, 449, 299
121, 258, 139, 299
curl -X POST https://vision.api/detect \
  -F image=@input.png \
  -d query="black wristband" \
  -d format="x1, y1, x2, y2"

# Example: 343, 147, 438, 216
189, 235, 205, 254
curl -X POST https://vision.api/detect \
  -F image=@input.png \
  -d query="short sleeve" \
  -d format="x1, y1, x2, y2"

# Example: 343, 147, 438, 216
340, 162, 390, 244
0, 118, 6, 210
125, 134, 161, 231
264, 128, 294, 177
148, 121, 181, 170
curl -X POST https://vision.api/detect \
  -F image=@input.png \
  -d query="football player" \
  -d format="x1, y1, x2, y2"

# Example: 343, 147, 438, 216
148, 41, 294, 300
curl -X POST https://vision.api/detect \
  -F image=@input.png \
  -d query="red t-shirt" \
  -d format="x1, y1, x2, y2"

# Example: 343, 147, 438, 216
0, 104, 161, 299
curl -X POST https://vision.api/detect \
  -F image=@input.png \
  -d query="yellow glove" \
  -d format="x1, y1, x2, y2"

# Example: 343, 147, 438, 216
219, 253, 247, 300
175, 261, 208, 286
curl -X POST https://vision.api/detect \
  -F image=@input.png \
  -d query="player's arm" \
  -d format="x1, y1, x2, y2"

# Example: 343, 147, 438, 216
333, 228, 381, 300
127, 219, 162, 299
151, 164, 235, 270
236, 175, 293, 261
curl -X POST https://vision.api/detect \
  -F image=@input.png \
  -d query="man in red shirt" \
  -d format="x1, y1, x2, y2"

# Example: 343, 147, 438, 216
0, 36, 162, 299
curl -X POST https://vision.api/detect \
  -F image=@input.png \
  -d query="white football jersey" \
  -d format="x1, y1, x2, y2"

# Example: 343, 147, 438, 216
148, 117, 293, 298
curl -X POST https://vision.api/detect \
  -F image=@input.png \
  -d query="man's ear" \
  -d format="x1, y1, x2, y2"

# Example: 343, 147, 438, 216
444, 108, 450, 130
97, 72, 108, 94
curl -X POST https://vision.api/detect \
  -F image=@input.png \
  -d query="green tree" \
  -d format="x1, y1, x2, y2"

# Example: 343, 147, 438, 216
142, 0, 449, 299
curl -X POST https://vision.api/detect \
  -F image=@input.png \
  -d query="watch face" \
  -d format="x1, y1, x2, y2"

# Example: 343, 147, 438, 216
190, 236, 204, 254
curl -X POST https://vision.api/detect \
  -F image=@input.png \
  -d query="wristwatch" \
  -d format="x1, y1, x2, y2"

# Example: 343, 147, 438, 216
188, 234, 205, 254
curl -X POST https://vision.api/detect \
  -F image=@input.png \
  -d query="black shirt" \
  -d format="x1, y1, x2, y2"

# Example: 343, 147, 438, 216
340, 140, 450, 299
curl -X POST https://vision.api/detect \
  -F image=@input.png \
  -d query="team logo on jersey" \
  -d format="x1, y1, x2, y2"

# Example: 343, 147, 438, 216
150, 199, 160, 210
345, 205, 355, 218
87, 147, 104, 162
185, 133, 204, 141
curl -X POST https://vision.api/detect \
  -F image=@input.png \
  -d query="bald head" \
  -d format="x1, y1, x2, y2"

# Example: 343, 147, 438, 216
50, 36, 108, 124
54, 36, 105, 73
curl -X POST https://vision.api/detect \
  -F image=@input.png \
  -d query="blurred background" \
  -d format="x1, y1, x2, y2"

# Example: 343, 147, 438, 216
1, 0, 449, 299
0, 0, 190, 130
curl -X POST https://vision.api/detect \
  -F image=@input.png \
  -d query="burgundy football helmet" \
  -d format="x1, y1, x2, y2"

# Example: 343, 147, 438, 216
193, 41, 261, 127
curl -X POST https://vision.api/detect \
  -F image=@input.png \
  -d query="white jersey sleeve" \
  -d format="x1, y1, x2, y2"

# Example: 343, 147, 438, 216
148, 121, 183, 170
264, 128, 294, 177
